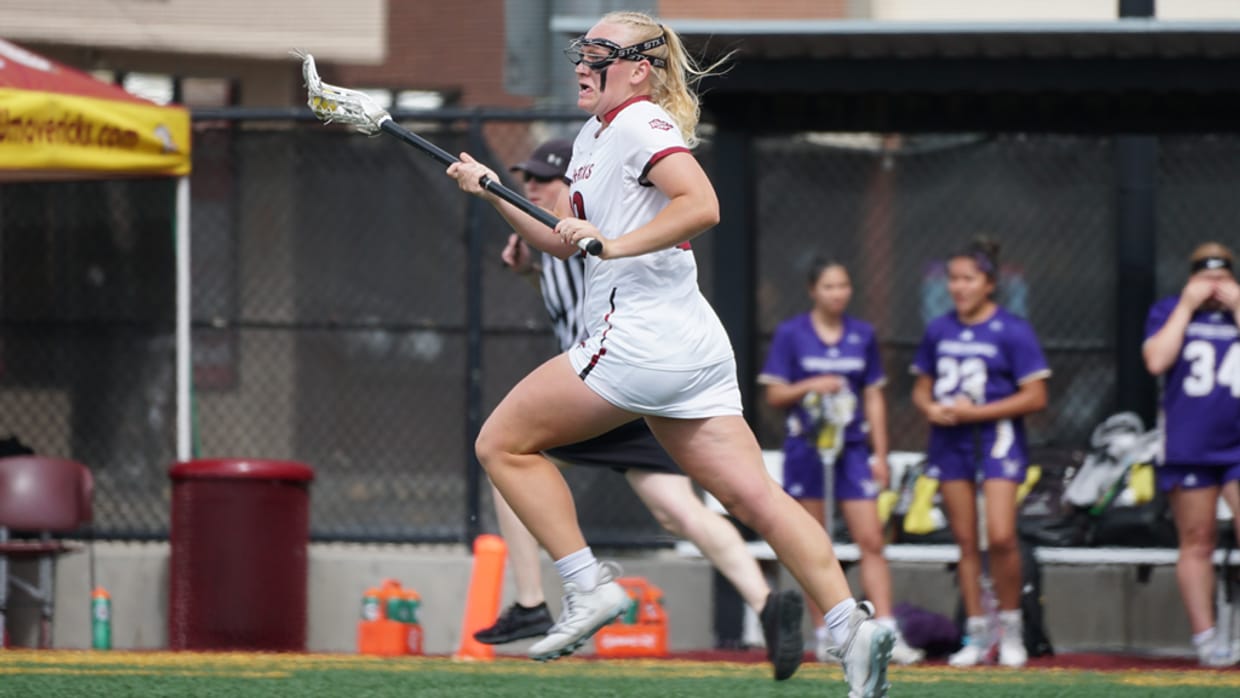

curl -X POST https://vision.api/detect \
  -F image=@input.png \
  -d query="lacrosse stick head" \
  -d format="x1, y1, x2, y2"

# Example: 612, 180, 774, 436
293, 50, 390, 135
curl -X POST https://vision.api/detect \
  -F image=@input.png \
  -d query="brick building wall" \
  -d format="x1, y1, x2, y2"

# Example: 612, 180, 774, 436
660, 0, 848, 20
330, 0, 534, 108
330, 1, 851, 108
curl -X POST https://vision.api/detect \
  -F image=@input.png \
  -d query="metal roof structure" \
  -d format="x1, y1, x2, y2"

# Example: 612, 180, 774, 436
552, 18, 1240, 60
548, 17, 1240, 132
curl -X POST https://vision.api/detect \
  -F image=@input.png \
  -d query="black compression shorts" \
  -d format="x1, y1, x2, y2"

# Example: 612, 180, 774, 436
543, 418, 683, 475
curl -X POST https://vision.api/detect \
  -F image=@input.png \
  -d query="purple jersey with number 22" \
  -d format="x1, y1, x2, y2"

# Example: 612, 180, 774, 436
912, 307, 1050, 481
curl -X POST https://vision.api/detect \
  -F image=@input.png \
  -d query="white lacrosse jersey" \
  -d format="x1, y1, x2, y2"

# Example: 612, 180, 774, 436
567, 96, 733, 370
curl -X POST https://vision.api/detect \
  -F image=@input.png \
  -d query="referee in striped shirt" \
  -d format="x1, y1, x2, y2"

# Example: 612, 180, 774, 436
501, 139, 585, 351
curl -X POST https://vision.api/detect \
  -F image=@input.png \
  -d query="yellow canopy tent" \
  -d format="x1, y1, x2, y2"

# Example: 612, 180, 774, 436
0, 39, 196, 459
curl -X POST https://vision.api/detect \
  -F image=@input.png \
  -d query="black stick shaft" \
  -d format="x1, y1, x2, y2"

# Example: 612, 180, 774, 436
379, 119, 602, 255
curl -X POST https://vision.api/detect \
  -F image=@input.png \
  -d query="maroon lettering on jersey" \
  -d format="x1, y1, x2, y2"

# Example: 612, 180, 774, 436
648, 118, 674, 131
572, 163, 593, 181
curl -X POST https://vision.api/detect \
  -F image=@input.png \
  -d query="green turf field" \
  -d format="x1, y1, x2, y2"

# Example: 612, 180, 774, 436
2, 651, 1238, 697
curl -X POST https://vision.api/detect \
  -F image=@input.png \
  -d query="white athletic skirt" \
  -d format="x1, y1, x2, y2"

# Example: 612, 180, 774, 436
567, 344, 744, 419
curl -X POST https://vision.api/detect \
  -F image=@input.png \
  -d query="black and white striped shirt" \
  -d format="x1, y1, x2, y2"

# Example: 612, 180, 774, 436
539, 252, 588, 351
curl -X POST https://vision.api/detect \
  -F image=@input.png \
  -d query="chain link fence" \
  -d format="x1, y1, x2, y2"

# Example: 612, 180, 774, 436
750, 134, 1118, 452
3, 115, 1238, 542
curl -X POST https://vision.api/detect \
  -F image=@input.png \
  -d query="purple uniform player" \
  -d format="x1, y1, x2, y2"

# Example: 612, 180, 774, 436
911, 238, 1049, 670
1143, 242, 1240, 667
761, 259, 924, 666
1145, 297, 1240, 487
911, 306, 1050, 483
761, 313, 885, 501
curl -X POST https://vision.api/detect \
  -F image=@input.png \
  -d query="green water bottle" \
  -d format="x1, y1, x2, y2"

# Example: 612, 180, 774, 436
401, 590, 421, 624
91, 587, 112, 650
361, 587, 382, 621
623, 591, 638, 624
386, 594, 408, 623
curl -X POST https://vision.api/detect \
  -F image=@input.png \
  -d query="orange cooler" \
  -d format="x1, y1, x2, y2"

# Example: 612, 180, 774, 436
593, 577, 668, 658
357, 580, 423, 656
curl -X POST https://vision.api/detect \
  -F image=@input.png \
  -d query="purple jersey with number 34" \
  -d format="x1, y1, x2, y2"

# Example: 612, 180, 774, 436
1146, 296, 1240, 466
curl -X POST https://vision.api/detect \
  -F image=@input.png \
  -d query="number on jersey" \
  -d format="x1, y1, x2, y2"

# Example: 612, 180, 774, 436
934, 356, 988, 403
1183, 339, 1240, 397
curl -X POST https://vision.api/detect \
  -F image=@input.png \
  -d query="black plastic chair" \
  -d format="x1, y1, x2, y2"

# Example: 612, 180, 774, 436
0, 456, 93, 648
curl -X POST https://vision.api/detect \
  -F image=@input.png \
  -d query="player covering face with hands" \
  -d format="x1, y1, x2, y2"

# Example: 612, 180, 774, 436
1143, 242, 1240, 667
445, 11, 894, 697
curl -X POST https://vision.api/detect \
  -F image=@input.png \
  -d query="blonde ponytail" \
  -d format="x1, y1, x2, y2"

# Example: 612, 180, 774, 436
601, 12, 730, 148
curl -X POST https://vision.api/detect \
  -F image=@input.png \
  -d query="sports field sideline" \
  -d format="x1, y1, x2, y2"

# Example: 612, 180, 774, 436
2, 649, 1237, 697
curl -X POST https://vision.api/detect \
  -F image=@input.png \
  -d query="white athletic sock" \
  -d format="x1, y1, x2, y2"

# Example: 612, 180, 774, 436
876, 616, 899, 633
1193, 627, 1216, 648
825, 598, 858, 646
814, 625, 830, 644
554, 547, 599, 592
965, 615, 990, 640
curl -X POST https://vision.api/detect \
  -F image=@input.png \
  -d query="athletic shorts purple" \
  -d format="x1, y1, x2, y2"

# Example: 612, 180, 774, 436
923, 445, 1026, 483
1156, 463, 1240, 493
781, 441, 879, 501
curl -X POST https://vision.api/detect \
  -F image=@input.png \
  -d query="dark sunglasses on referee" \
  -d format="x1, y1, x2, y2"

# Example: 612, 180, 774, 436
521, 172, 561, 185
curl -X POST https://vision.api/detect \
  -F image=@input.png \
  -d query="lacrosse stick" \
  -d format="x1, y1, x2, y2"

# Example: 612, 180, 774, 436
294, 51, 602, 256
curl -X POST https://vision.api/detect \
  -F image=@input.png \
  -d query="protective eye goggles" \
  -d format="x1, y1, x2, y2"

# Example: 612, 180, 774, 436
1192, 256, 1233, 273
564, 35, 667, 71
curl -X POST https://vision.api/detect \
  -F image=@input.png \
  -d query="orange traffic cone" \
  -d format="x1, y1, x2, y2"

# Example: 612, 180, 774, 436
454, 534, 507, 660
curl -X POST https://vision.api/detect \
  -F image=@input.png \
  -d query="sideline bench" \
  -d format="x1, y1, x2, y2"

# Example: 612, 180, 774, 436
675, 539, 1240, 566
685, 449, 1240, 567
683, 450, 1240, 653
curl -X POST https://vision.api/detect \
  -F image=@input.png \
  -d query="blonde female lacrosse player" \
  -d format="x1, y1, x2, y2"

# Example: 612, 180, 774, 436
445, 11, 893, 696
481, 138, 804, 682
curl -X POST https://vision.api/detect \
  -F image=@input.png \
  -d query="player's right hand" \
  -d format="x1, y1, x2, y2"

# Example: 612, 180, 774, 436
926, 401, 958, 426
446, 152, 499, 198
1181, 276, 1216, 310
806, 374, 845, 395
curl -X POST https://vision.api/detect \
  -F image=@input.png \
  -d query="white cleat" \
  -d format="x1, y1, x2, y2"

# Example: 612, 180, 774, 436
1198, 639, 1240, 668
948, 641, 988, 667
528, 562, 629, 662
825, 601, 895, 698
998, 633, 1028, 668
890, 630, 926, 665
949, 617, 994, 668
997, 615, 1027, 668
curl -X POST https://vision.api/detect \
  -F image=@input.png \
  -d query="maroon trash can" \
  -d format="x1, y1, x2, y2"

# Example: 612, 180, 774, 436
168, 459, 314, 651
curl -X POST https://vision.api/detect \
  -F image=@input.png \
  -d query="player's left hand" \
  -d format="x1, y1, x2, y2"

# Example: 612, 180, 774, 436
1213, 278, 1240, 312
555, 217, 605, 256
949, 394, 977, 422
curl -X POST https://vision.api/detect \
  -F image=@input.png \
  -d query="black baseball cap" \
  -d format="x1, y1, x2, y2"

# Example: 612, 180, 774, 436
510, 139, 572, 181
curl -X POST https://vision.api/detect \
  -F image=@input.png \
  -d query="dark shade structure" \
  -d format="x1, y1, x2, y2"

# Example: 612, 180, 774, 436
168, 459, 314, 651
